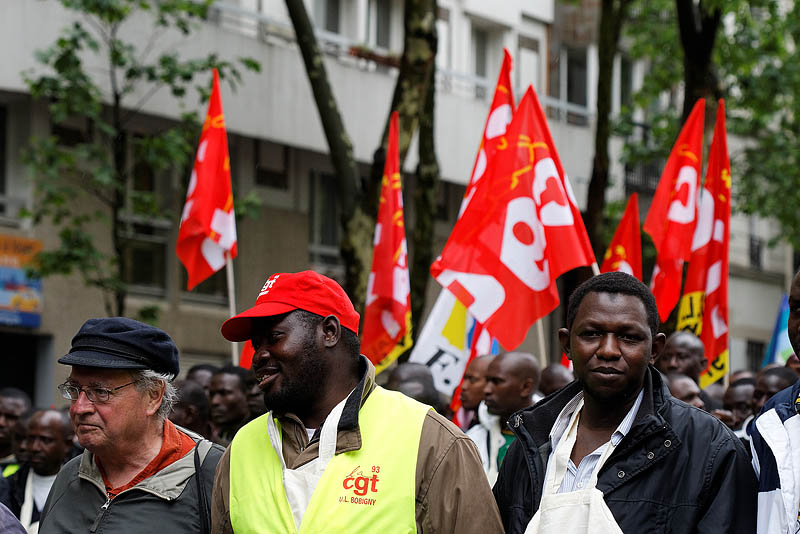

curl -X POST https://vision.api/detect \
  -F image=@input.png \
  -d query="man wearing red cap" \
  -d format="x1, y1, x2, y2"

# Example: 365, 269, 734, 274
211, 271, 502, 533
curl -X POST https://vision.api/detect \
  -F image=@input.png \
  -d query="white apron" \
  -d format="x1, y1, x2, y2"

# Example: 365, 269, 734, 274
19, 468, 40, 534
266, 395, 348, 530
524, 399, 624, 534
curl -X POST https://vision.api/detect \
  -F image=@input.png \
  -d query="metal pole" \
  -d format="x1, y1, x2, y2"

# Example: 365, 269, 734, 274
591, 262, 600, 276
226, 252, 238, 365
536, 320, 547, 369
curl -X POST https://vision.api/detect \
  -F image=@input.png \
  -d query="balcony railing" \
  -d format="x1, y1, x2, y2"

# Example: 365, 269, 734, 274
210, 2, 593, 126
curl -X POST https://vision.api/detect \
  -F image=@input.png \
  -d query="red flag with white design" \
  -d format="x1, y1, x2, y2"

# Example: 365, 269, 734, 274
362, 112, 412, 372
600, 193, 642, 280
177, 69, 237, 290
431, 87, 595, 351
676, 100, 731, 388
459, 48, 515, 217
644, 99, 705, 321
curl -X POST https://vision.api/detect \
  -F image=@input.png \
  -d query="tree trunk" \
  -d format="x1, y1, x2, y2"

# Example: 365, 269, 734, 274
112, 92, 127, 317
366, 0, 438, 220
284, 0, 365, 302
284, 0, 439, 312
409, 67, 439, 346
585, 0, 630, 255
676, 0, 722, 122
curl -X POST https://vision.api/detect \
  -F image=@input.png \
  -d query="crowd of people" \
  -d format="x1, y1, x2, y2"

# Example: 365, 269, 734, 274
1, 269, 800, 532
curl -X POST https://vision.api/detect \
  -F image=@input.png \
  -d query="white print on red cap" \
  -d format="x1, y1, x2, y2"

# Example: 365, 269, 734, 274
258, 274, 280, 297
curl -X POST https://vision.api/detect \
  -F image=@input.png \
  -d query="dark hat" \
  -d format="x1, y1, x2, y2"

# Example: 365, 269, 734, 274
58, 317, 179, 377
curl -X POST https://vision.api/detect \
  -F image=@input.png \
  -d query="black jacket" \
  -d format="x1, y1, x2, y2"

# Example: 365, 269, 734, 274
493, 367, 757, 533
0, 463, 40, 524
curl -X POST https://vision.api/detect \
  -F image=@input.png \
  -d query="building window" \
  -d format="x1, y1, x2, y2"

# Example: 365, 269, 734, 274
309, 171, 342, 269
747, 339, 766, 372
120, 135, 172, 296
180, 266, 228, 300
254, 139, 288, 190
120, 218, 170, 295
518, 36, 541, 94
368, 0, 392, 49
748, 218, 763, 270
472, 27, 489, 98
473, 27, 488, 78
436, 8, 450, 70
749, 236, 764, 270
314, 0, 340, 33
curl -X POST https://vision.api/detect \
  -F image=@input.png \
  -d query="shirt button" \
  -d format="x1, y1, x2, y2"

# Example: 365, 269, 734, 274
647, 452, 655, 460
617, 470, 625, 478
664, 439, 672, 448
577, 482, 584, 488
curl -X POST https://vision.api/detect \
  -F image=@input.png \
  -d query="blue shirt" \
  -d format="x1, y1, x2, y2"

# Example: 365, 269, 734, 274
548, 388, 644, 493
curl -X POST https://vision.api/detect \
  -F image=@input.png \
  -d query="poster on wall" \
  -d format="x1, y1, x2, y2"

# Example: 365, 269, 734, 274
0, 235, 42, 328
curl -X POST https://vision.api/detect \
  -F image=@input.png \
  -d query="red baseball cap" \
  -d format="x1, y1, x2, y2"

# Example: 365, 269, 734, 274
221, 271, 360, 342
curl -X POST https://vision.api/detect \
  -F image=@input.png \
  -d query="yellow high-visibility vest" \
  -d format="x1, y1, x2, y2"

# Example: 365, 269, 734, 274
229, 386, 429, 533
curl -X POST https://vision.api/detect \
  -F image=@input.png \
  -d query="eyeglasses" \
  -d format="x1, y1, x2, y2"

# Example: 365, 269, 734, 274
58, 381, 139, 404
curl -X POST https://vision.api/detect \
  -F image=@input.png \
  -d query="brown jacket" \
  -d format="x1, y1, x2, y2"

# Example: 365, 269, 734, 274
211, 356, 503, 533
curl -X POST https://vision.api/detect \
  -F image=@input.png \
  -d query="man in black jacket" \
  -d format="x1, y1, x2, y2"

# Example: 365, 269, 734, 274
493, 272, 757, 533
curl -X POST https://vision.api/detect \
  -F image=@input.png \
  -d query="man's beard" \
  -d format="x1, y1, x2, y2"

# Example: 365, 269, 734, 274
263, 333, 326, 417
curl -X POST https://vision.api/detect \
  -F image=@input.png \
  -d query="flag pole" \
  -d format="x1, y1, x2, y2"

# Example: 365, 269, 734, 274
226, 252, 238, 365
591, 262, 600, 276
535, 321, 547, 369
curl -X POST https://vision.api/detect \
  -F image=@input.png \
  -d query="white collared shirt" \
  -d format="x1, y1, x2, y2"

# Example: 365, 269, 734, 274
547, 388, 644, 493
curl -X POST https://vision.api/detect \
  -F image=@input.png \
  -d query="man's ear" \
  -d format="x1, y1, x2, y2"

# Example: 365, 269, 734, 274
321, 316, 341, 348
651, 332, 666, 363
520, 377, 535, 398
144, 381, 166, 417
558, 328, 571, 360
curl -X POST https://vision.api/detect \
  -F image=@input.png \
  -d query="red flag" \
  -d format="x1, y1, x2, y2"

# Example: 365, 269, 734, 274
239, 340, 255, 369
431, 87, 595, 350
600, 193, 642, 280
362, 112, 412, 372
459, 48, 515, 217
677, 100, 731, 388
177, 69, 237, 290
644, 99, 705, 321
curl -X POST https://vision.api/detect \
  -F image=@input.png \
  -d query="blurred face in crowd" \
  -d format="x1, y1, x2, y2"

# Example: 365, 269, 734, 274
209, 373, 250, 428
655, 332, 707, 382
460, 356, 494, 412
669, 375, 705, 410
561, 292, 665, 405
12, 417, 30, 464
723, 383, 755, 430
539, 365, 574, 397
484, 354, 537, 420
788, 272, 800, 354
27, 411, 73, 476
67, 367, 161, 456
753, 373, 795, 414
186, 369, 214, 395
0, 396, 28, 449
246, 376, 267, 419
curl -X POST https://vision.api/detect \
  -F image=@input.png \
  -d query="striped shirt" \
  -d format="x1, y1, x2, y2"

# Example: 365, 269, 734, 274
548, 388, 644, 493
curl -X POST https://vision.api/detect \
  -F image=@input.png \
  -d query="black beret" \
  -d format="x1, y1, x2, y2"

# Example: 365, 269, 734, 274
58, 317, 179, 376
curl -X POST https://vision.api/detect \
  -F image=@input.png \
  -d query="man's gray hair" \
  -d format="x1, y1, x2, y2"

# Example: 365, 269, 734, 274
131, 369, 177, 420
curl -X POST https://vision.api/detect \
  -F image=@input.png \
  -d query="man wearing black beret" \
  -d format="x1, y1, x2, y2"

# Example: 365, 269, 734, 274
38, 317, 223, 534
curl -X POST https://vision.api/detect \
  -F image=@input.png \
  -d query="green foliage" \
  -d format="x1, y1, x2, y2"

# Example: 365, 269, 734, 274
620, 0, 800, 248
23, 0, 260, 316
724, 2, 800, 248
